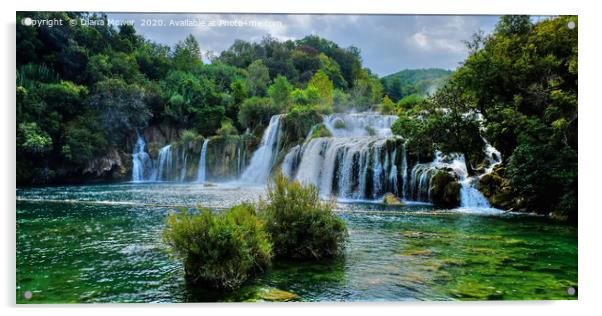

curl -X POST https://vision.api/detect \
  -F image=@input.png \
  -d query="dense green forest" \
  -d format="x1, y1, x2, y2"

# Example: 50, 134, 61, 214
392, 16, 577, 220
16, 13, 577, 219
16, 12, 387, 185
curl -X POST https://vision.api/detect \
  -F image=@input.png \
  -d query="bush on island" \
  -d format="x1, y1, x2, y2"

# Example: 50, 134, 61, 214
162, 204, 272, 290
258, 171, 348, 260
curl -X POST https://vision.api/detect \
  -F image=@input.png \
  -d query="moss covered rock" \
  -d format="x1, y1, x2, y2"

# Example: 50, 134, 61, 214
430, 171, 461, 208
308, 123, 333, 140
477, 164, 523, 211
333, 118, 345, 129
383, 193, 403, 205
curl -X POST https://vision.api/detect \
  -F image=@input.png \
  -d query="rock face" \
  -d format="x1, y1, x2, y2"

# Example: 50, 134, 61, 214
429, 170, 461, 208
84, 148, 128, 181
140, 124, 181, 158
205, 135, 260, 181
147, 134, 261, 182
383, 193, 404, 205
477, 164, 523, 211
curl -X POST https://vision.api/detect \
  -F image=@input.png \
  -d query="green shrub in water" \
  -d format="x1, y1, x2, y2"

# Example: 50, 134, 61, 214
259, 171, 348, 260
162, 204, 272, 290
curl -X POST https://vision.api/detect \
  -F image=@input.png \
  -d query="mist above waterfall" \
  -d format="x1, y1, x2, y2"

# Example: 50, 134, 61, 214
322, 113, 398, 137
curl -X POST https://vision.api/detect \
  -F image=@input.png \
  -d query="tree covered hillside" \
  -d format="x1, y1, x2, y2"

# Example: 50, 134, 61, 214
381, 68, 451, 102
16, 12, 385, 185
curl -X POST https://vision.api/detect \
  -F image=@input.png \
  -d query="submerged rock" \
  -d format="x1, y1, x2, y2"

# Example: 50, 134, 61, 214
383, 193, 404, 205
402, 249, 432, 256
240, 287, 299, 302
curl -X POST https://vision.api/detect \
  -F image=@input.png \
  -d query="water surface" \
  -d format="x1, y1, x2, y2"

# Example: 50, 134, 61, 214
16, 183, 577, 303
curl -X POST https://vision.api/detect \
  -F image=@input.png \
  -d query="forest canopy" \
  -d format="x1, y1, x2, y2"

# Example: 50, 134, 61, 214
16, 12, 386, 184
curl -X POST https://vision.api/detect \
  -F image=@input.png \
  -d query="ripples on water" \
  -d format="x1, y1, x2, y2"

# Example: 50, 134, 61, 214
16, 183, 577, 303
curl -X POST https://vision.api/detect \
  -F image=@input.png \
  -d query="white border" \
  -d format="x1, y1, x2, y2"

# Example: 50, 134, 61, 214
2, 1, 599, 316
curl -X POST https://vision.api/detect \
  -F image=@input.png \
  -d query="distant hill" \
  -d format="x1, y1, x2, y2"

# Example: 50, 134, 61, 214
381, 68, 451, 102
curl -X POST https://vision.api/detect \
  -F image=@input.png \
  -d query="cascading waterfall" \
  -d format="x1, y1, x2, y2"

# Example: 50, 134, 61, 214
458, 139, 502, 208
196, 139, 209, 183
401, 144, 408, 199
323, 113, 398, 137
153, 145, 173, 181
239, 115, 283, 184
280, 113, 404, 200
179, 147, 188, 181
408, 150, 498, 208
388, 147, 399, 196
460, 177, 490, 208
132, 136, 153, 182
130, 111, 501, 208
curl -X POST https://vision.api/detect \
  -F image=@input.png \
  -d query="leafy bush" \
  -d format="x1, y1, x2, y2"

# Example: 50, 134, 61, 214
258, 171, 348, 260
282, 105, 323, 146
18, 122, 53, 154
162, 204, 272, 290
237, 97, 278, 130
309, 123, 333, 140
268, 75, 293, 108
179, 129, 198, 144
380, 95, 396, 114
217, 120, 238, 137
62, 116, 108, 166
397, 93, 425, 110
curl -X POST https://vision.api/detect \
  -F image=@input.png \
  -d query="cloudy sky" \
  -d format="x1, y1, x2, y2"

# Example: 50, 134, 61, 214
107, 13, 501, 76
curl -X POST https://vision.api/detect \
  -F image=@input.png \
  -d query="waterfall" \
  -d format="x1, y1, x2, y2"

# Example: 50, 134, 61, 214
236, 144, 242, 176
277, 113, 408, 200
388, 147, 399, 196
323, 112, 398, 137
371, 140, 385, 198
401, 145, 408, 199
284, 137, 404, 199
132, 136, 153, 182
239, 115, 283, 184
460, 178, 491, 208
407, 150, 497, 208
196, 139, 209, 183
153, 145, 173, 181
129, 111, 500, 208
179, 147, 188, 181
459, 140, 503, 208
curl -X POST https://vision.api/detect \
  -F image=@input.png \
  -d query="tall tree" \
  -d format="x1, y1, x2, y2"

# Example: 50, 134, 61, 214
173, 34, 202, 71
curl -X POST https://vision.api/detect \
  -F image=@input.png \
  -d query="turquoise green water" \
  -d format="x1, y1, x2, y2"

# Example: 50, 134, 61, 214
16, 183, 577, 303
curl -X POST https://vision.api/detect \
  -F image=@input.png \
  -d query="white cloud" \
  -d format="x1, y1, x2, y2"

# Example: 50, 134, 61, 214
412, 32, 429, 49
108, 13, 501, 75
